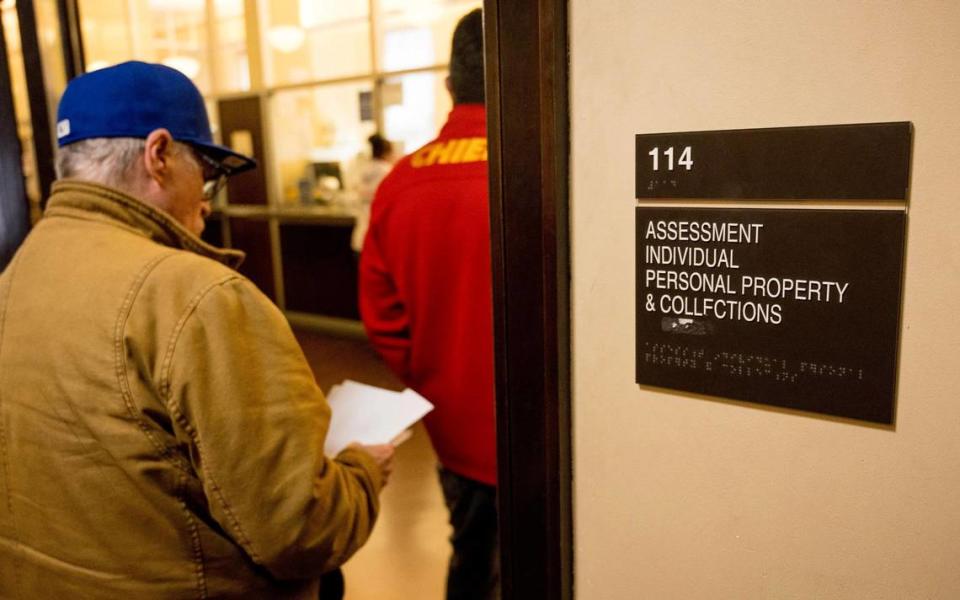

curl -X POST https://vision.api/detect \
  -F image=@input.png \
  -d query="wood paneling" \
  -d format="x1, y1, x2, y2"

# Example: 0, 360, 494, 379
200, 214, 226, 248
229, 217, 276, 300
280, 223, 359, 319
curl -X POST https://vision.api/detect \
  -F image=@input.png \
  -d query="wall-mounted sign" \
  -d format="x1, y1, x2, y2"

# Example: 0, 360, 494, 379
635, 207, 905, 424
358, 90, 374, 122
635, 122, 912, 200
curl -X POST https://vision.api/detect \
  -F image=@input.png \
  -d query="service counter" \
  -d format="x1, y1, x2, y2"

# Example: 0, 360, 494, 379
202, 204, 364, 336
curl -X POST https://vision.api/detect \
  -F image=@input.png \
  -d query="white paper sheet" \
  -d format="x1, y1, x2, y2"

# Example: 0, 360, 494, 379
323, 380, 434, 457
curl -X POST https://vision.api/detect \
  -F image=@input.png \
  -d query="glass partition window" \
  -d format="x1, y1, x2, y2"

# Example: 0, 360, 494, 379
77, 0, 481, 95
383, 72, 452, 156
212, 0, 249, 92
378, 0, 479, 71
270, 81, 375, 205
81, 0, 210, 92
74, 0, 481, 207
261, 0, 370, 85
79, 0, 134, 71
142, 0, 209, 92
81, 0, 249, 94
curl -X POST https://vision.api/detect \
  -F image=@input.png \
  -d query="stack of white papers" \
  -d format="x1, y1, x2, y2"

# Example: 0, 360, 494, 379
323, 380, 434, 457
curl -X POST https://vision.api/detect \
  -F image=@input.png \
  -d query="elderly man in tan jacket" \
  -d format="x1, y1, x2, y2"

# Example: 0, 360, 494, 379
0, 61, 393, 599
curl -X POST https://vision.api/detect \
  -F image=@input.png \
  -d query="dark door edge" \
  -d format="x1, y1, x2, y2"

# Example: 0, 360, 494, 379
485, 0, 572, 598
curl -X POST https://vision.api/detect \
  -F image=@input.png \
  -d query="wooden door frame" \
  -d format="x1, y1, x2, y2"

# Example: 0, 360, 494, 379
484, 1, 572, 598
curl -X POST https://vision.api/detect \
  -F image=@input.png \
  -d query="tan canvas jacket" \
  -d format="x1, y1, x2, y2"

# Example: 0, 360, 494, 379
0, 181, 383, 599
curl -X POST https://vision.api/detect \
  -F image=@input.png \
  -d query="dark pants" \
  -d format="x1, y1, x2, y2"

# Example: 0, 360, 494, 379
318, 568, 344, 600
439, 467, 500, 600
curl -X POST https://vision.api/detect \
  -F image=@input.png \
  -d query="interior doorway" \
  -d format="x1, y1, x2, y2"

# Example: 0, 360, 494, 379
0, 0, 574, 597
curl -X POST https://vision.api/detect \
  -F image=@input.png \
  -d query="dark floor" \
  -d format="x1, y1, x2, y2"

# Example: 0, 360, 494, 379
293, 329, 450, 600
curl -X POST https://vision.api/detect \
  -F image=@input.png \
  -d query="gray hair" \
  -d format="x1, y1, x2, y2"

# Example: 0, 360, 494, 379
55, 137, 147, 189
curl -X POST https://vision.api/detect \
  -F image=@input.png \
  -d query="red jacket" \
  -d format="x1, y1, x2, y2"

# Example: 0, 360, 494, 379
359, 104, 496, 486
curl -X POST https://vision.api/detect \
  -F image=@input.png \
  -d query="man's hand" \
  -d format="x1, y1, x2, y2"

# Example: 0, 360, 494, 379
349, 443, 396, 487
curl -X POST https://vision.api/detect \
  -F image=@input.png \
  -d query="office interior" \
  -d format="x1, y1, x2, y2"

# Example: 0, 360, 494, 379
6, 1, 960, 599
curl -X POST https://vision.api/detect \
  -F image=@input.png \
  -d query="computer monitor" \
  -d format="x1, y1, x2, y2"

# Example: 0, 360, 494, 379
310, 162, 343, 190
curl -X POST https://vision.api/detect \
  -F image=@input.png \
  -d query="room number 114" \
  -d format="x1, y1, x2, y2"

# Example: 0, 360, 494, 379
648, 146, 693, 171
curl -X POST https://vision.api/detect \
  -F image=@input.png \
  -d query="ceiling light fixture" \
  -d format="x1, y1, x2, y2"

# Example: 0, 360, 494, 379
267, 25, 306, 54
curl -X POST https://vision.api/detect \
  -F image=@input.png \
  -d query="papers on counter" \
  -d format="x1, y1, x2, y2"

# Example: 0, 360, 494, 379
323, 380, 434, 457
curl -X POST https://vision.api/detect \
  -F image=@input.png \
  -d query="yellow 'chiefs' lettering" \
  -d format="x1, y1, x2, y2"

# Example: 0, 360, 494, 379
412, 137, 487, 168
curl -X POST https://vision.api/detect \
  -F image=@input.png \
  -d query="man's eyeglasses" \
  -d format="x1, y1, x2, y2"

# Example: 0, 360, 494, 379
192, 149, 229, 201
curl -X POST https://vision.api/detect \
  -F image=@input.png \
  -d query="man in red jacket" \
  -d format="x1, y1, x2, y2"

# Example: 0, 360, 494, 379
358, 8, 498, 600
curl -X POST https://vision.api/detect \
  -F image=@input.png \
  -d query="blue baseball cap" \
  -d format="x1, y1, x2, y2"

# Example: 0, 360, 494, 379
56, 61, 256, 175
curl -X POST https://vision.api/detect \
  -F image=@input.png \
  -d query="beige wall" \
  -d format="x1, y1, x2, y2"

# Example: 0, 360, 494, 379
570, 2, 960, 598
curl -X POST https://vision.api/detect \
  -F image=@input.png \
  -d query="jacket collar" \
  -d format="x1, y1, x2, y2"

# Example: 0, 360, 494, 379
439, 103, 486, 138
44, 180, 245, 269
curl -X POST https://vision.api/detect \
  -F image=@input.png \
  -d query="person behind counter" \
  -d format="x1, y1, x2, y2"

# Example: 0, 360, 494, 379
359, 9, 499, 600
0, 60, 393, 599
351, 133, 396, 254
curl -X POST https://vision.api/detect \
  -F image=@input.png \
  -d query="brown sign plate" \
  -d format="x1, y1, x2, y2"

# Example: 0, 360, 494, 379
635, 122, 912, 200
635, 207, 905, 424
